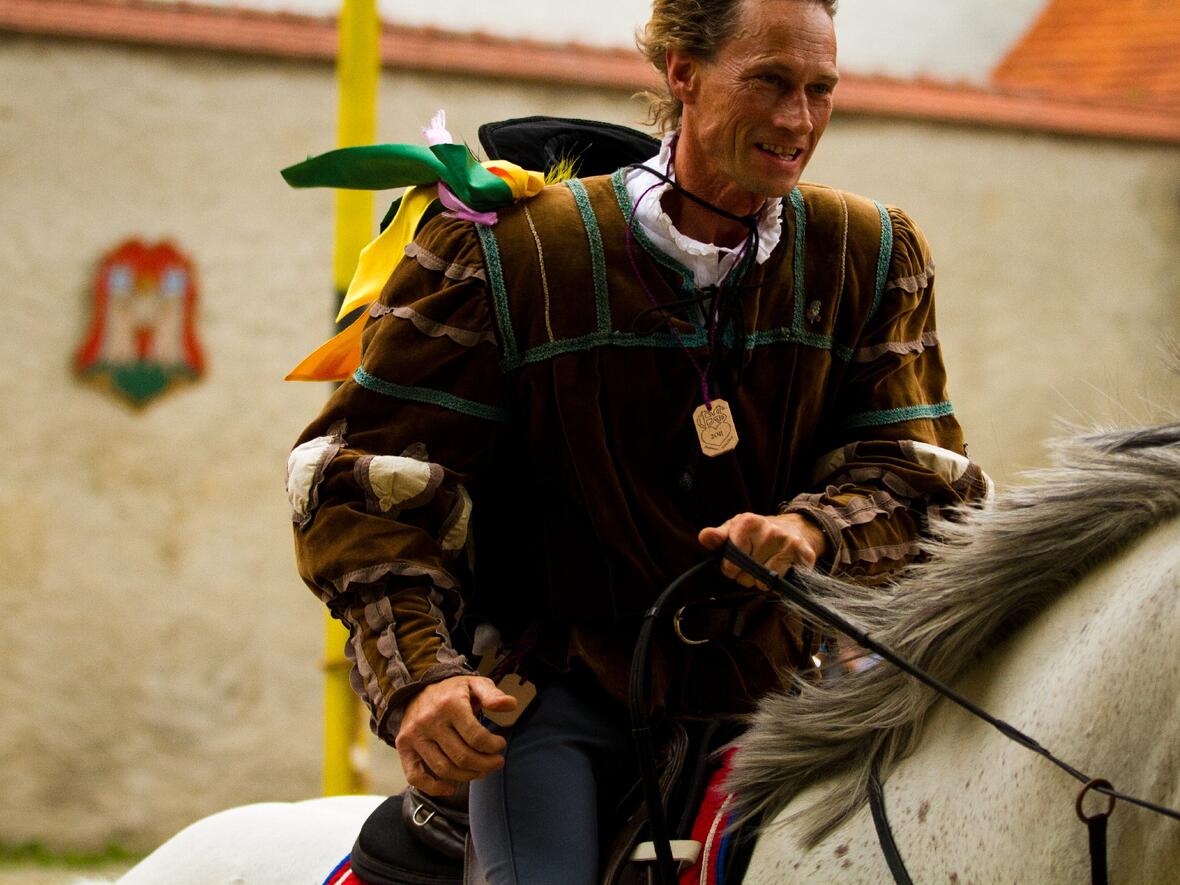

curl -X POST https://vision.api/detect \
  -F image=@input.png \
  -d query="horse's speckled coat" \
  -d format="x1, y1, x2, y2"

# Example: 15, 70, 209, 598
740, 424, 1180, 883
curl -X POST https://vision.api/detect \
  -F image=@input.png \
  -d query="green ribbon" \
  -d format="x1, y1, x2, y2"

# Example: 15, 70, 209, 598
281, 142, 514, 212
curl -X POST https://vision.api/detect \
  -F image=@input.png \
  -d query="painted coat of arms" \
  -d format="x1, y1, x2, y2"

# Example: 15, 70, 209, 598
74, 239, 206, 406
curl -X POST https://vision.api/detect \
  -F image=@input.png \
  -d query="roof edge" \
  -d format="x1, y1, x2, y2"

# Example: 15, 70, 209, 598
836, 75, 1180, 145
3, 0, 1179, 145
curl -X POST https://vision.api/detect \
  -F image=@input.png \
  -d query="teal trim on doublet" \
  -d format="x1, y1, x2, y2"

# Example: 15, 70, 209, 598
610, 169, 697, 293
748, 327, 848, 358
610, 172, 847, 357
844, 400, 955, 429
868, 201, 893, 322
475, 223, 518, 367
565, 179, 612, 334
353, 366, 510, 422
788, 187, 808, 332
832, 341, 855, 362
776, 188, 843, 357
519, 328, 707, 366
460, 170, 847, 367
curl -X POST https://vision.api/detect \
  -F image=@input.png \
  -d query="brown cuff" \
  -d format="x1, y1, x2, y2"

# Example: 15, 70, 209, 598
781, 487, 908, 572
779, 500, 845, 573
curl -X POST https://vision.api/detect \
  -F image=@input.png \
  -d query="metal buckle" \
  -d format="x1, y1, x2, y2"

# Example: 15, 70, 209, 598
411, 801, 437, 827
672, 598, 716, 646
1076, 778, 1116, 823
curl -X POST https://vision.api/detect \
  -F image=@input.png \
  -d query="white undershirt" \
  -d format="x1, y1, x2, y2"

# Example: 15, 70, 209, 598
623, 133, 783, 289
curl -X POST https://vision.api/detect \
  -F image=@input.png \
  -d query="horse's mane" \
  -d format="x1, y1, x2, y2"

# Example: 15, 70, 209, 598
727, 422, 1180, 845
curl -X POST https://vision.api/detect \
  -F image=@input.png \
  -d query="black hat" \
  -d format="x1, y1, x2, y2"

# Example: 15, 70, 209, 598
478, 116, 660, 179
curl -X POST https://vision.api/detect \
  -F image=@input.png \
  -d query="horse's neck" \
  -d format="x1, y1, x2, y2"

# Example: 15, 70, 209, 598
963, 511, 1180, 755
745, 516, 1180, 884
939, 512, 1180, 872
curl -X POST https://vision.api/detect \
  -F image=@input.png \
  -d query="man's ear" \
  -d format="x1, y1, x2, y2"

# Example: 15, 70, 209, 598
665, 48, 700, 106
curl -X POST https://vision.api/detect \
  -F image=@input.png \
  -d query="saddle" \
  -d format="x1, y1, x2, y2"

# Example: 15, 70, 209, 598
342, 718, 756, 885
347, 789, 465, 885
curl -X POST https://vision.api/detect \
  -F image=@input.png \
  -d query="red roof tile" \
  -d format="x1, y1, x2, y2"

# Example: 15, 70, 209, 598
993, 0, 1180, 111
3, 0, 1179, 144
0, 0, 655, 89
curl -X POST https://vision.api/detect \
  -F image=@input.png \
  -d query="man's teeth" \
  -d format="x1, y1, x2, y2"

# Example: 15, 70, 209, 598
758, 144, 801, 159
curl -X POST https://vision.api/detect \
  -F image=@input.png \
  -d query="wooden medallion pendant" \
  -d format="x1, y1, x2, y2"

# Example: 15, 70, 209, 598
693, 398, 740, 457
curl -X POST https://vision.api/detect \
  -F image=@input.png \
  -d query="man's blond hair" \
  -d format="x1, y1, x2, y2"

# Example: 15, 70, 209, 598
636, 0, 837, 133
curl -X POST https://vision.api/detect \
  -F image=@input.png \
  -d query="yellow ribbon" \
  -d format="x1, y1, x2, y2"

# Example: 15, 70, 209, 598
484, 160, 546, 202
336, 184, 440, 323
287, 161, 545, 383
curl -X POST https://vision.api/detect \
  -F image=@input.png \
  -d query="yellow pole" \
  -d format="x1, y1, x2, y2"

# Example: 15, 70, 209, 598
323, 0, 380, 797
333, 0, 380, 294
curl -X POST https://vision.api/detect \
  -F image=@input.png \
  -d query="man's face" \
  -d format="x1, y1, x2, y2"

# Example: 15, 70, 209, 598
672, 0, 838, 206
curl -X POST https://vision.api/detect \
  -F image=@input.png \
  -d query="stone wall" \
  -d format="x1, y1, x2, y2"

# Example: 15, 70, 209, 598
0, 35, 644, 851
806, 118, 1180, 478
0, 33, 1176, 851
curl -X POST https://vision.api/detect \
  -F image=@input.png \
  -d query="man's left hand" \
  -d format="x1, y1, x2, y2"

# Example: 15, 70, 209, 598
698, 512, 829, 587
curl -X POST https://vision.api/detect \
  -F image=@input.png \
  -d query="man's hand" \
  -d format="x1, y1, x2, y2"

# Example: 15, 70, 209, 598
698, 512, 828, 587
394, 675, 518, 797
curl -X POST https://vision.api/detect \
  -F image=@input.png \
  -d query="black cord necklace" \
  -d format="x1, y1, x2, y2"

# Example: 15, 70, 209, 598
621, 149, 767, 457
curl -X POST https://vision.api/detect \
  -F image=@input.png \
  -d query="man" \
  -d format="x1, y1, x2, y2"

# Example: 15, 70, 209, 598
288, 0, 989, 880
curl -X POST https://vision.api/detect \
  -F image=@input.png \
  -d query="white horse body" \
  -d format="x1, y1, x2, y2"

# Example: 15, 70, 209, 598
744, 514, 1180, 884
109, 426, 1180, 885
111, 795, 382, 885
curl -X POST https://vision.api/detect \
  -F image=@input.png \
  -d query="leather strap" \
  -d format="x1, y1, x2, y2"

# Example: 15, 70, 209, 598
868, 760, 913, 885
1085, 815, 1109, 885
1077, 778, 1116, 885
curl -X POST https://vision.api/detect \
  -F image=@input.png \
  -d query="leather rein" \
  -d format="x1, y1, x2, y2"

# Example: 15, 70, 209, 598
629, 544, 1180, 885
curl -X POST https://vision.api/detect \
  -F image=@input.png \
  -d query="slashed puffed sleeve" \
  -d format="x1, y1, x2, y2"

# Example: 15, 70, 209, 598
783, 207, 991, 579
286, 213, 507, 740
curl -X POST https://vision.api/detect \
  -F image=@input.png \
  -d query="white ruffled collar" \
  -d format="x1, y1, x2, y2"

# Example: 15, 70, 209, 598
623, 133, 783, 289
